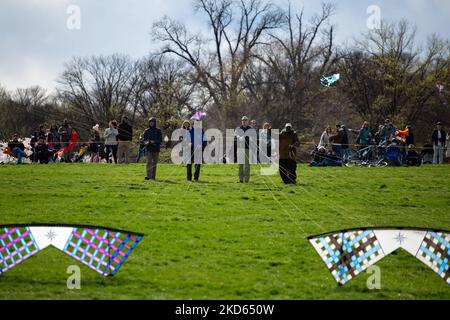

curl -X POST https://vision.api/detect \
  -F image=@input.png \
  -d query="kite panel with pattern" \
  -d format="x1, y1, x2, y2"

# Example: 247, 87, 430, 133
416, 232, 450, 284
63, 227, 143, 276
310, 230, 385, 285
0, 227, 40, 274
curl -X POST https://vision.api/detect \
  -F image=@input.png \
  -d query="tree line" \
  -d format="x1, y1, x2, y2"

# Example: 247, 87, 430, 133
1, 0, 449, 145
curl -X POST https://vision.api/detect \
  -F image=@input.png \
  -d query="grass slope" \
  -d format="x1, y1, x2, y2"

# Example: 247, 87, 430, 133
0, 163, 449, 299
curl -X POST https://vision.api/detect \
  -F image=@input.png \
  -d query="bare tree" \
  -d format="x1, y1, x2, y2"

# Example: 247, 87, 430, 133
339, 20, 450, 130
131, 55, 199, 130
244, 2, 338, 128
0, 86, 56, 138
57, 54, 138, 127
152, 0, 283, 127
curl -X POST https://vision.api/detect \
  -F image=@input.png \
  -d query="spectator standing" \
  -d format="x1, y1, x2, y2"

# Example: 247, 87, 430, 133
104, 120, 119, 164
58, 119, 72, 162
331, 124, 350, 160
356, 122, 372, 149
143, 117, 162, 180
50, 124, 60, 151
379, 119, 397, 142
89, 138, 99, 163
318, 126, 332, 151
117, 116, 133, 164
432, 122, 446, 164
405, 125, 414, 146
279, 123, 300, 184
260, 122, 272, 163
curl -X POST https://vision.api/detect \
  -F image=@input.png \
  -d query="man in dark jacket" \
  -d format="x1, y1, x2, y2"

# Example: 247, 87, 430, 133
117, 116, 133, 164
279, 123, 300, 184
143, 117, 162, 180
7, 133, 26, 164
432, 122, 446, 164
329, 124, 350, 160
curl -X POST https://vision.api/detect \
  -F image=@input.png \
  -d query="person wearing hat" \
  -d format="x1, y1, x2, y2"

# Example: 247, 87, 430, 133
143, 117, 162, 180
235, 116, 255, 183
432, 122, 446, 164
279, 123, 300, 184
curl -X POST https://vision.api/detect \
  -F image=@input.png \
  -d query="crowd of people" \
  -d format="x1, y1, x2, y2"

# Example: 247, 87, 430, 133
1, 115, 449, 185
310, 119, 449, 167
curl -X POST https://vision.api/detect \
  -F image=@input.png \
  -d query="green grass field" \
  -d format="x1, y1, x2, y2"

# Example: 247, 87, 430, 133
0, 163, 449, 300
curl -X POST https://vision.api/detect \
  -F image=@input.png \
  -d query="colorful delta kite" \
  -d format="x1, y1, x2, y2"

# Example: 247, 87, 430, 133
308, 227, 450, 285
320, 73, 340, 87
0, 224, 143, 276
190, 111, 207, 121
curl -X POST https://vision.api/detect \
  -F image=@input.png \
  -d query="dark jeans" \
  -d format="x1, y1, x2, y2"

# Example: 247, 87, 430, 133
187, 152, 202, 181
279, 159, 297, 184
106, 145, 118, 163
12, 147, 25, 164
332, 144, 342, 158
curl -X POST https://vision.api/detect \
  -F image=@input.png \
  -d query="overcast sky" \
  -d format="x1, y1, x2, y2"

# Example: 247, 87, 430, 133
0, 0, 449, 93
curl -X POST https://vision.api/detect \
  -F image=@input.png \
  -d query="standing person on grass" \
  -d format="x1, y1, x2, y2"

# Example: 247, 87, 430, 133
143, 117, 162, 181
279, 123, 300, 184
235, 116, 255, 183
117, 116, 133, 164
432, 122, 446, 164
186, 119, 207, 182
104, 120, 119, 164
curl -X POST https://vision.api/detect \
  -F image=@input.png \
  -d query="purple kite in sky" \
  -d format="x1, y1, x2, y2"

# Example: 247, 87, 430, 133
191, 111, 207, 121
